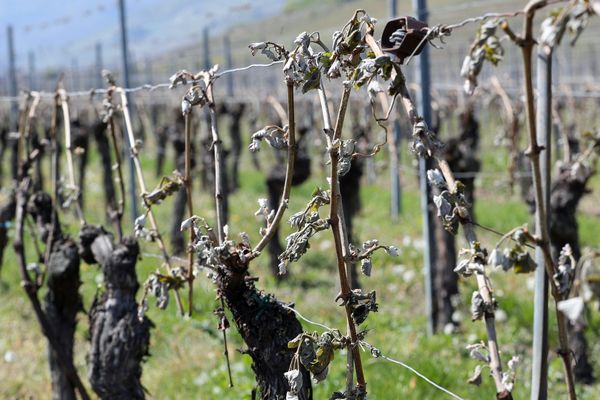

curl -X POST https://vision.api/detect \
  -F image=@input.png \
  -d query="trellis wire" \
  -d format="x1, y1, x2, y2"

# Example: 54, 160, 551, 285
281, 304, 466, 400
0, 61, 285, 102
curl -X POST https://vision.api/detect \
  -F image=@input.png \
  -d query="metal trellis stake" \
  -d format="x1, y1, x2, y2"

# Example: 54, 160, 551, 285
412, 0, 436, 335
95, 43, 103, 90
71, 58, 79, 92
118, 0, 139, 222
28, 52, 35, 90
224, 35, 234, 97
530, 43, 552, 400
203, 27, 211, 71
7, 25, 19, 180
389, 0, 402, 219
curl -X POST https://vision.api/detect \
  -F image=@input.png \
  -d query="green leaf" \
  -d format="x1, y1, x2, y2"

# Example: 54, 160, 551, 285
318, 52, 333, 71
288, 333, 303, 349
301, 66, 321, 93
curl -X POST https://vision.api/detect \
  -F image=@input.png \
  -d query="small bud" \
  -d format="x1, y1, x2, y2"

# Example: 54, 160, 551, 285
134, 214, 146, 228
361, 258, 372, 276
427, 169, 446, 188
385, 246, 399, 257
278, 261, 288, 275
180, 216, 198, 231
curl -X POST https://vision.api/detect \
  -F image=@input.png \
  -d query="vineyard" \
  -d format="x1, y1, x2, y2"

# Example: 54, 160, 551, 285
0, 1, 600, 399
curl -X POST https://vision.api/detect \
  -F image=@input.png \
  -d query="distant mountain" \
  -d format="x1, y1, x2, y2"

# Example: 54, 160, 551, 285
0, 0, 284, 71
1, 0, 598, 91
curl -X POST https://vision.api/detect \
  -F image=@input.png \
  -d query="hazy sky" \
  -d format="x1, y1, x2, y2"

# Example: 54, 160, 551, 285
0, 0, 283, 72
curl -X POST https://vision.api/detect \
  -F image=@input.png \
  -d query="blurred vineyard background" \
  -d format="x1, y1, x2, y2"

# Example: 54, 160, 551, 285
0, 0, 599, 399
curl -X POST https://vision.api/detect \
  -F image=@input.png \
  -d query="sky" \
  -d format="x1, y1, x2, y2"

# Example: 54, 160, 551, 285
0, 0, 283, 73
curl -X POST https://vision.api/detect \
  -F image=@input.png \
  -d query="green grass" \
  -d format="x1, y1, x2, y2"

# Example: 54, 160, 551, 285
0, 106, 599, 399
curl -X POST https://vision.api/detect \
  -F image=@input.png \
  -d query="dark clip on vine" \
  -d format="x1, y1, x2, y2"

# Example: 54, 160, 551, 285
381, 16, 428, 63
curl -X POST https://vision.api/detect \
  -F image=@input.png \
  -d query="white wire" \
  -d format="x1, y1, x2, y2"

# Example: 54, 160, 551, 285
281, 304, 333, 331
215, 60, 284, 77
0, 61, 284, 102
367, 345, 466, 400
281, 304, 466, 400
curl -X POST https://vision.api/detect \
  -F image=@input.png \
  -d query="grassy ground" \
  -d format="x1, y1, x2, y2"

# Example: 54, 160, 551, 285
0, 101, 599, 400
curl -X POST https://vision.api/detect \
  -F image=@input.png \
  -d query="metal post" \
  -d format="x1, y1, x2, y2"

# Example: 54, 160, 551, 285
389, 0, 402, 219
224, 35, 234, 97
71, 58, 79, 91
202, 27, 212, 126
412, 0, 436, 335
28, 51, 35, 90
7, 25, 19, 180
145, 57, 153, 86
531, 45, 552, 400
95, 42, 103, 89
551, 51, 561, 162
7, 26, 18, 126
128, 52, 137, 86
203, 27, 211, 70
118, 0, 139, 221
390, 0, 398, 15
589, 44, 598, 80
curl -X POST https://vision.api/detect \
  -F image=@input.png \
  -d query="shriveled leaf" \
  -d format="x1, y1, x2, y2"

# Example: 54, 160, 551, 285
470, 291, 485, 321
557, 296, 585, 322
284, 369, 303, 394
467, 365, 483, 386
360, 258, 372, 277
288, 334, 303, 349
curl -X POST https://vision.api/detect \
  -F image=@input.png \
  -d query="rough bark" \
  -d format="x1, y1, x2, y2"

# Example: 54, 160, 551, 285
92, 120, 117, 221
0, 192, 16, 276
72, 119, 89, 211
340, 158, 363, 290
216, 252, 312, 400
155, 125, 168, 178
10, 131, 19, 181
549, 161, 594, 384
80, 226, 152, 399
170, 188, 187, 255
44, 239, 82, 400
339, 117, 367, 289
0, 124, 7, 188
521, 128, 596, 383
169, 129, 187, 255
30, 122, 45, 192
28, 191, 82, 400
201, 112, 214, 191
433, 110, 480, 331
222, 103, 245, 192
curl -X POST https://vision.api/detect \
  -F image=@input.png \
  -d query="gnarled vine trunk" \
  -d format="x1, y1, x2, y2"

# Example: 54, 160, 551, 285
340, 157, 363, 289
91, 120, 117, 222
223, 103, 245, 192
28, 191, 82, 400
0, 125, 7, 188
217, 257, 312, 400
44, 239, 82, 400
72, 118, 89, 211
432, 110, 480, 331
0, 193, 16, 276
549, 163, 595, 384
80, 226, 152, 399
169, 121, 187, 255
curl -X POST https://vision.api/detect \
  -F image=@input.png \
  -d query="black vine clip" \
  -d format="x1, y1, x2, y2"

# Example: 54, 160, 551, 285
381, 16, 428, 63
